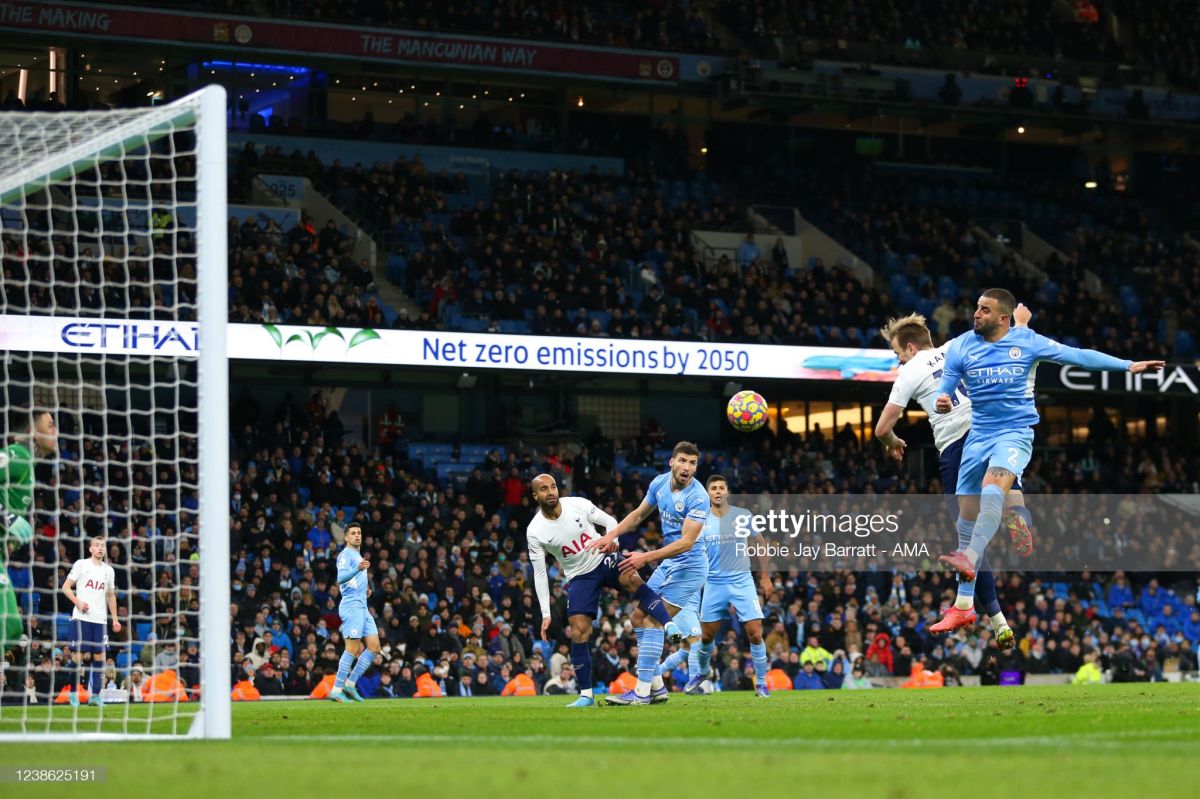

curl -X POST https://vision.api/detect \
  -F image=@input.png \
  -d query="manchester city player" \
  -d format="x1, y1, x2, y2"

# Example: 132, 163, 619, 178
329, 522, 379, 703
934, 289, 1163, 604
876, 305, 1035, 645
690, 475, 773, 697
587, 441, 708, 706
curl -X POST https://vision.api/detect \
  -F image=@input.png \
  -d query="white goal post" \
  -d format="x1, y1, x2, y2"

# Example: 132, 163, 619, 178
0, 85, 229, 739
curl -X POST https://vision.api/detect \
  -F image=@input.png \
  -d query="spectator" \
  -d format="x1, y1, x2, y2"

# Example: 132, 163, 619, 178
841, 661, 873, 689
793, 660, 824, 690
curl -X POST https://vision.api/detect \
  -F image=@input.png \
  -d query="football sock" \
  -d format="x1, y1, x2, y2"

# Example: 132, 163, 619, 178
570, 641, 593, 697
976, 551, 1001, 617
333, 650, 354, 689
636, 627, 665, 696
954, 516, 976, 609
750, 642, 768, 685
687, 644, 701, 678
89, 659, 103, 694
347, 649, 375, 686
990, 612, 1009, 633
655, 646, 689, 678
696, 640, 715, 676
634, 584, 672, 626
965, 484, 1005, 565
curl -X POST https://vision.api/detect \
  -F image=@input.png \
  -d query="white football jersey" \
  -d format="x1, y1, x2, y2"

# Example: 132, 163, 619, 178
527, 496, 618, 617
66, 558, 115, 624
887, 343, 972, 453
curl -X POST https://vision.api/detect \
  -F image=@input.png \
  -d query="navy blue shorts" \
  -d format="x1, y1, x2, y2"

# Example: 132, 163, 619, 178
72, 619, 106, 656
566, 554, 624, 619
940, 433, 1021, 521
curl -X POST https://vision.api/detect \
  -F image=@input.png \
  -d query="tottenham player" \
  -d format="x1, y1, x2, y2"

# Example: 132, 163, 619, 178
934, 289, 1163, 614
586, 441, 709, 706
329, 522, 379, 702
527, 474, 676, 707
692, 475, 773, 696
875, 306, 1034, 647
62, 535, 120, 707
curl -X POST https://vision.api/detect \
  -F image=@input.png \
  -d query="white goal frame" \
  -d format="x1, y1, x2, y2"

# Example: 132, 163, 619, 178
0, 85, 229, 740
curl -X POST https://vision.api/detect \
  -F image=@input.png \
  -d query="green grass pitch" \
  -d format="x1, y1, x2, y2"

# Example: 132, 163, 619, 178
1, 684, 1199, 798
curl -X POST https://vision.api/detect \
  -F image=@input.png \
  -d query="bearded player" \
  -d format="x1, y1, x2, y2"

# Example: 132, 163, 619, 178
586, 441, 709, 706
875, 306, 1035, 647
935, 289, 1163, 615
527, 474, 676, 707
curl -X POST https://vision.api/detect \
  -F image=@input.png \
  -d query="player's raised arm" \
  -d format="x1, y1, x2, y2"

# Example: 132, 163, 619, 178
618, 517, 704, 573
584, 498, 655, 551
1013, 303, 1032, 327
1031, 332, 1164, 374
585, 501, 618, 533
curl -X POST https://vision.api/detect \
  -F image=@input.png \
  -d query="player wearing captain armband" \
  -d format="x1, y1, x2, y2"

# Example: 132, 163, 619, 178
1, 409, 58, 663
526, 474, 675, 708
585, 441, 709, 706
933, 289, 1163, 615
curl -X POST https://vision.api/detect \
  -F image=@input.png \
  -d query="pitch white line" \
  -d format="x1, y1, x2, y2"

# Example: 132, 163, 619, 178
257, 728, 1199, 750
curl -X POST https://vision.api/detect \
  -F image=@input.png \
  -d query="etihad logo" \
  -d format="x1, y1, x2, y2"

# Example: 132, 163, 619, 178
1059, 365, 1199, 395
966, 366, 1027, 378
61, 322, 198, 351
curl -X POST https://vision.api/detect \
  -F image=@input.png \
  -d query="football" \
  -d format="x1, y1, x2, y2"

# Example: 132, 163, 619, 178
726, 390, 768, 432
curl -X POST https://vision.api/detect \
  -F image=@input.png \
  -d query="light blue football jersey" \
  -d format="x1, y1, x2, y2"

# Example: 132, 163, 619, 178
646, 471, 710, 568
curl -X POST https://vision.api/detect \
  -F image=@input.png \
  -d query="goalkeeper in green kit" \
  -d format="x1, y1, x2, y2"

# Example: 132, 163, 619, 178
1, 409, 58, 658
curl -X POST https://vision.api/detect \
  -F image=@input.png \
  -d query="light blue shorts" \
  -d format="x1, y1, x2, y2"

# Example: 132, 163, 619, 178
647, 555, 707, 614
340, 606, 378, 639
701, 572, 765, 623
956, 427, 1034, 495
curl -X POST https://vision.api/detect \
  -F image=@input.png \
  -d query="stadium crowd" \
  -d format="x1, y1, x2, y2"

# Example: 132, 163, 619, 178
719, 0, 1115, 64
225, 140, 1199, 358
218, 397, 1200, 696
3, 373, 1198, 702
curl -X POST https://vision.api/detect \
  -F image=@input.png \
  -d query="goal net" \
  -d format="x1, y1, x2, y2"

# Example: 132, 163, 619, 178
0, 86, 229, 739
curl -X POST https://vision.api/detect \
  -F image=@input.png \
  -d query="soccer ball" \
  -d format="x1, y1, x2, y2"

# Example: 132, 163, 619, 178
726, 390, 768, 432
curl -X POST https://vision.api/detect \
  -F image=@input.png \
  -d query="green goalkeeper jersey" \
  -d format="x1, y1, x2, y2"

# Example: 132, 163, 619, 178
0, 443, 34, 553
0, 443, 33, 516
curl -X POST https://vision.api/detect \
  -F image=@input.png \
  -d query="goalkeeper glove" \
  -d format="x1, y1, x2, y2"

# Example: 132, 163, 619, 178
0, 503, 32, 545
